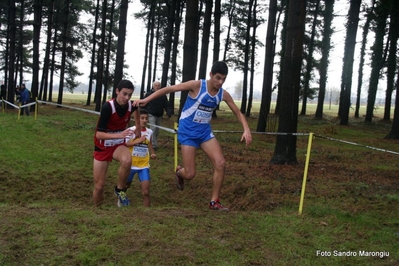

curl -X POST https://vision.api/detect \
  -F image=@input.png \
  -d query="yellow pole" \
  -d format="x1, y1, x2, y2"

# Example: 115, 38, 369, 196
298, 132, 314, 215
34, 97, 38, 120
174, 122, 178, 171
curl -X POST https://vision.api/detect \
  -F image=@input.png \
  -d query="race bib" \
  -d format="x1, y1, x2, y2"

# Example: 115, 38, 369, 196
132, 145, 148, 157
104, 138, 124, 147
193, 105, 213, 124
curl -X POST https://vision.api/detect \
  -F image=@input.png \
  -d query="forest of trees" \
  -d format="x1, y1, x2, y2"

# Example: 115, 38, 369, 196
0, 0, 398, 164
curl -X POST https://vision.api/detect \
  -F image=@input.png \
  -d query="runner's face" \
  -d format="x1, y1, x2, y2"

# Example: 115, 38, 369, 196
140, 114, 148, 127
116, 88, 133, 105
209, 73, 227, 89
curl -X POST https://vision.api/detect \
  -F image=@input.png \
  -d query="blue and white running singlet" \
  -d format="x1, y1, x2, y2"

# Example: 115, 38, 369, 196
178, 79, 224, 142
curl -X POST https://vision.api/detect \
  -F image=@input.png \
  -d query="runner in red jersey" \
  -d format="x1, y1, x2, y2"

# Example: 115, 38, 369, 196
93, 80, 141, 207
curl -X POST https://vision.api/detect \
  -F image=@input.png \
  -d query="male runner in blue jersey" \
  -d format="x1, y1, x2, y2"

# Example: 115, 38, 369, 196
133, 61, 252, 210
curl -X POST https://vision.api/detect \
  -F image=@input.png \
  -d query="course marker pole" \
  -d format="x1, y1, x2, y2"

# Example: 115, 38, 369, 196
35, 98, 38, 120
174, 122, 178, 171
299, 132, 314, 215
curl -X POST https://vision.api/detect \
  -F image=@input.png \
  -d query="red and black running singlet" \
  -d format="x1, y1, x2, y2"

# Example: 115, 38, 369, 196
94, 99, 135, 151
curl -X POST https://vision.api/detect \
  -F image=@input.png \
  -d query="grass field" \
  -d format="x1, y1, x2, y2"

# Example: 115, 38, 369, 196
0, 96, 398, 265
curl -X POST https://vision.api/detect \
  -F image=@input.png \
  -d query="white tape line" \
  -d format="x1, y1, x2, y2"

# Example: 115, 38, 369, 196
2, 100, 20, 109
315, 134, 399, 155
37, 100, 100, 115
147, 123, 176, 134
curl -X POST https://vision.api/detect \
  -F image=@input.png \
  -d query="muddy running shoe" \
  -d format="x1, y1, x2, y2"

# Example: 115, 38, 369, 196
114, 186, 130, 207
175, 166, 184, 190
209, 199, 229, 211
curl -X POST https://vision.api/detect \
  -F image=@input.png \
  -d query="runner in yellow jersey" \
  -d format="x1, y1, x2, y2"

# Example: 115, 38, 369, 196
124, 109, 157, 207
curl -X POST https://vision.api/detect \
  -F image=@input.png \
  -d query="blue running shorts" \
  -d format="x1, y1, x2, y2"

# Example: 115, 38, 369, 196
127, 168, 150, 182
178, 131, 215, 148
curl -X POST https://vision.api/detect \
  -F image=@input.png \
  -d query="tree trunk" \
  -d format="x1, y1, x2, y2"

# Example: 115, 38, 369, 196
339, 0, 361, 125
270, 0, 306, 165
7, 0, 16, 105
213, 0, 221, 63
95, 0, 107, 111
315, 0, 334, 119
365, 0, 389, 122
355, 0, 375, 118
49, 25, 57, 102
86, 0, 100, 105
198, 0, 213, 80
383, 0, 398, 121
212, 0, 222, 118
161, 0, 177, 88
113, 0, 129, 98
385, 68, 399, 139
275, 0, 289, 115
39, 0, 55, 102
223, 0, 235, 61
246, 0, 257, 117
168, 0, 183, 114
257, 0, 277, 131
31, 0, 42, 103
57, 0, 71, 105
146, 0, 156, 93
152, 6, 160, 85
240, 0, 253, 114
18, 0, 24, 86
103, 0, 116, 105
300, 0, 320, 116
179, 0, 199, 117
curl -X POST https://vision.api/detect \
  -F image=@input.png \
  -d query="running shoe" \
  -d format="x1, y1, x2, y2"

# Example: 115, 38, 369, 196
175, 166, 184, 190
209, 199, 229, 211
114, 186, 130, 207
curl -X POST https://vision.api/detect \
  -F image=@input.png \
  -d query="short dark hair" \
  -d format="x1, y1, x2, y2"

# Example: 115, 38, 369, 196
116, 80, 134, 91
211, 61, 228, 76
140, 108, 148, 115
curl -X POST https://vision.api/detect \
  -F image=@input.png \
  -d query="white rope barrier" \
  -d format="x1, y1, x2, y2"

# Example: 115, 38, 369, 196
1, 99, 20, 109
315, 134, 399, 155
4, 99, 398, 156
36, 100, 100, 115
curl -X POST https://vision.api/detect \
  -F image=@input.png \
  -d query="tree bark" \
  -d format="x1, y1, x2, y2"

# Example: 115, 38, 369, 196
257, 0, 277, 131
179, 0, 199, 117
113, 0, 129, 98
315, 0, 334, 119
339, 0, 361, 125
270, 0, 306, 165
365, 0, 389, 122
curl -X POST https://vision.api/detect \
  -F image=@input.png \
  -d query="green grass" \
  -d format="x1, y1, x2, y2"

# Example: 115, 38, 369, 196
0, 100, 398, 265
